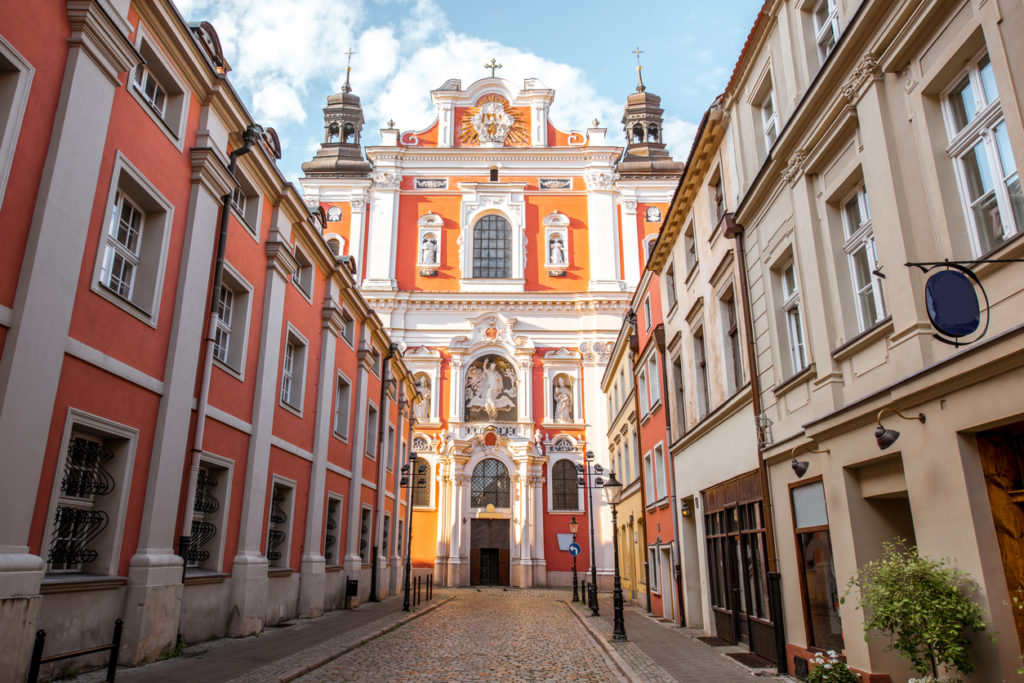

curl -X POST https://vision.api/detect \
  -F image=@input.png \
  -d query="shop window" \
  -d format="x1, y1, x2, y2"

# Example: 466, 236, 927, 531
792, 481, 844, 651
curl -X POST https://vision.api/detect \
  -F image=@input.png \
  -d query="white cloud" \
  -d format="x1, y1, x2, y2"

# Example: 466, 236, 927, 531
662, 117, 698, 161
253, 82, 307, 125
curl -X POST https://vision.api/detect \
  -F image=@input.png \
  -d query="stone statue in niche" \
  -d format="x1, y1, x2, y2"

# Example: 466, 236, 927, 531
413, 373, 430, 421
420, 233, 438, 265
548, 233, 566, 265
553, 375, 572, 422
464, 354, 517, 421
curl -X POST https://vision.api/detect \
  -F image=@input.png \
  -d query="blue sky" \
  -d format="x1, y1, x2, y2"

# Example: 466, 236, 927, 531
175, 0, 763, 185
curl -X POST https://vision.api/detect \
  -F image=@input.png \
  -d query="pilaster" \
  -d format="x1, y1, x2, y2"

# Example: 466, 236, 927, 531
584, 170, 623, 290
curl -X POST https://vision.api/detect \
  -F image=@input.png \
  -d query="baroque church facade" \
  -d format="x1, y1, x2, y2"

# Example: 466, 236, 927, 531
301, 69, 682, 587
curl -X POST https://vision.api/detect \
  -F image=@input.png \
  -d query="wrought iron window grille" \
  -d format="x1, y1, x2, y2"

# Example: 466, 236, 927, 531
187, 521, 216, 565
266, 530, 285, 561
61, 438, 114, 499
48, 507, 109, 570
470, 458, 510, 508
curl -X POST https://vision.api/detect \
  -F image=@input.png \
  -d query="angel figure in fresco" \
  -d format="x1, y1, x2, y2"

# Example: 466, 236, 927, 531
466, 358, 516, 420
554, 376, 572, 421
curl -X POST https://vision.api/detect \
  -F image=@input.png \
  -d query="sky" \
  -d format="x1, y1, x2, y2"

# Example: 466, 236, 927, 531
174, 0, 763, 187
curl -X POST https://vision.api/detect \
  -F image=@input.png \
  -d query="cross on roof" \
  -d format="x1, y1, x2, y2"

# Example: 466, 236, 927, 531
633, 47, 646, 92
345, 48, 355, 68
485, 58, 502, 77
633, 47, 643, 66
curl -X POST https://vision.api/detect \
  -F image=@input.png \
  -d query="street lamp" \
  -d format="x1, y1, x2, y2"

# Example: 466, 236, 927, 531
603, 470, 626, 641
577, 450, 605, 617
400, 451, 428, 612
569, 516, 580, 602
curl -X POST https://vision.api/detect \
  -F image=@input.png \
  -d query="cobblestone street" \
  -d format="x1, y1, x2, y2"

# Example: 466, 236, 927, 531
295, 588, 632, 682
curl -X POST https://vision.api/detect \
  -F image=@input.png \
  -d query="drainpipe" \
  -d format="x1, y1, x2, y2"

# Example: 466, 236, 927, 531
725, 214, 786, 673
178, 124, 264, 576
625, 310, 653, 614
653, 324, 685, 627
370, 342, 398, 602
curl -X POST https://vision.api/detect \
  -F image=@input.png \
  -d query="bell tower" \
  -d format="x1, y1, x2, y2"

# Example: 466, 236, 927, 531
302, 50, 372, 177
619, 49, 681, 175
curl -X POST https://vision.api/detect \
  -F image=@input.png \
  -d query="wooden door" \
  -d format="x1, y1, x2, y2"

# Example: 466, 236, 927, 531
498, 548, 509, 586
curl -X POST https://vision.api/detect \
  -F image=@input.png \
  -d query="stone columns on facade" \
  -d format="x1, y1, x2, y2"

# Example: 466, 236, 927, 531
584, 170, 622, 290
619, 197, 642, 286
531, 471, 547, 585
0, 4, 136, 676
513, 466, 532, 587
434, 454, 450, 583
363, 172, 400, 290
298, 295, 344, 617
229, 227, 296, 636
343, 349, 372, 577
446, 469, 466, 585
347, 196, 367, 281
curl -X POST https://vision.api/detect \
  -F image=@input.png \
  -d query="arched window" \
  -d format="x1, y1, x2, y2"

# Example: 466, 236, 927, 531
471, 458, 510, 508
632, 124, 644, 143
327, 123, 339, 143
647, 124, 659, 142
413, 460, 432, 507
472, 215, 511, 278
551, 460, 577, 510
343, 123, 356, 144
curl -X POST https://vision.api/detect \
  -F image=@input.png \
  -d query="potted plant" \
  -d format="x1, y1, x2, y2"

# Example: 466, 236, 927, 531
843, 540, 989, 682
806, 650, 860, 682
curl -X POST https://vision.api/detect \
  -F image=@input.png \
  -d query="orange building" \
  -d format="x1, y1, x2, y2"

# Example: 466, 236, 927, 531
302, 70, 681, 587
0, 2, 413, 678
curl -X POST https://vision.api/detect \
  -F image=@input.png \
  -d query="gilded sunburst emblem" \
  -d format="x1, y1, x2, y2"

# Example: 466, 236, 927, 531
459, 94, 528, 146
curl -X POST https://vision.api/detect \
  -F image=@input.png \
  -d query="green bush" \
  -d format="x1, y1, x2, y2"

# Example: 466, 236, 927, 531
843, 540, 989, 679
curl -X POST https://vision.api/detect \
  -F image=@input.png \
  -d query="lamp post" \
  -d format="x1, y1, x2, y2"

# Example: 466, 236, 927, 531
603, 470, 626, 641
569, 516, 580, 602
400, 451, 428, 611
577, 450, 605, 617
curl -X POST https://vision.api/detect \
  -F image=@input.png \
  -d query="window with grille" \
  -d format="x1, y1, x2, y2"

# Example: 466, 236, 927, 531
359, 507, 372, 565
472, 215, 511, 278
187, 466, 220, 570
325, 496, 342, 565
382, 513, 391, 560
471, 458, 510, 508
267, 483, 292, 568
552, 459, 578, 510
48, 435, 115, 573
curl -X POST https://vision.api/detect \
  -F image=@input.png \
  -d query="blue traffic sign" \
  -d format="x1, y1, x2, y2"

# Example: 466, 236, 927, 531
568, 542, 581, 557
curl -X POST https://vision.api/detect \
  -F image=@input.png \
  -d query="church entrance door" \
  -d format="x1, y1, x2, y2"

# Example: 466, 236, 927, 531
470, 518, 510, 586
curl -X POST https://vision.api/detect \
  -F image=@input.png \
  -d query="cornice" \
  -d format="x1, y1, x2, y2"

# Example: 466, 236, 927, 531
362, 292, 631, 314
66, 0, 140, 86
189, 147, 233, 199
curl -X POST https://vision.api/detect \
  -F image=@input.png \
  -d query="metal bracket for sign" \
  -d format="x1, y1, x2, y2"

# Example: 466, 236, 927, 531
906, 258, 1024, 347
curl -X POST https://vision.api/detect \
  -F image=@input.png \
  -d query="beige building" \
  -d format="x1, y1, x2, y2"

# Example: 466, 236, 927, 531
601, 317, 647, 606
713, 0, 1024, 679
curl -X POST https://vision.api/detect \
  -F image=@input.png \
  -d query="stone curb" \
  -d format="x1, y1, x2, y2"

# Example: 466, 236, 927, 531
562, 600, 638, 683
279, 595, 456, 683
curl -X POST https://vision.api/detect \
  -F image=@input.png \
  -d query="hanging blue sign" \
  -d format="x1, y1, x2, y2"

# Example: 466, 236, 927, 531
908, 260, 991, 348
568, 542, 581, 557
925, 270, 980, 338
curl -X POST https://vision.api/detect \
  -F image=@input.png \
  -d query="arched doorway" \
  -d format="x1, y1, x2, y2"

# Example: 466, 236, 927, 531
469, 458, 511, 586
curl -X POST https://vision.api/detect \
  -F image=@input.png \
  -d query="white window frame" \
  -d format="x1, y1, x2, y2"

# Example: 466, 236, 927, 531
683, 220, 699, 273
693, 325, 710, 419
365, 401, 379, 459
839, 186, 886, 331
645, 352, 660, 408
42, 410, 138, 577
212, 264, 253, 378
292, 246, 314, 301
643, 296, 652, 332
266, 478, 296, 569
720, 288, 745, 394
780, 261, 808, 374
812, 0, 840, 64
648, 546, 660, 593
333, 371, 353, 441
665, 262, 678, 311
279, 326, 308, 413
129, 27, 189, 148
637, 365, 649, 415
0, 35, 34, 213
643, 450, 656, 504
229, 170, 262, 239
339, 308, 355, 348
942, 50, 1022, 256
324, 493, 343, 566
759, 85, 778, 151
386, 423, 395, 472
91, 154, 174, 327
652, 442, 666, 501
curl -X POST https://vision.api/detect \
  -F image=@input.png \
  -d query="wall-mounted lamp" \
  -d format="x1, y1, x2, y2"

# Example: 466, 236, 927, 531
680, 500, 692, 517
875, 408, 926, 450
790, 444, 830, 478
